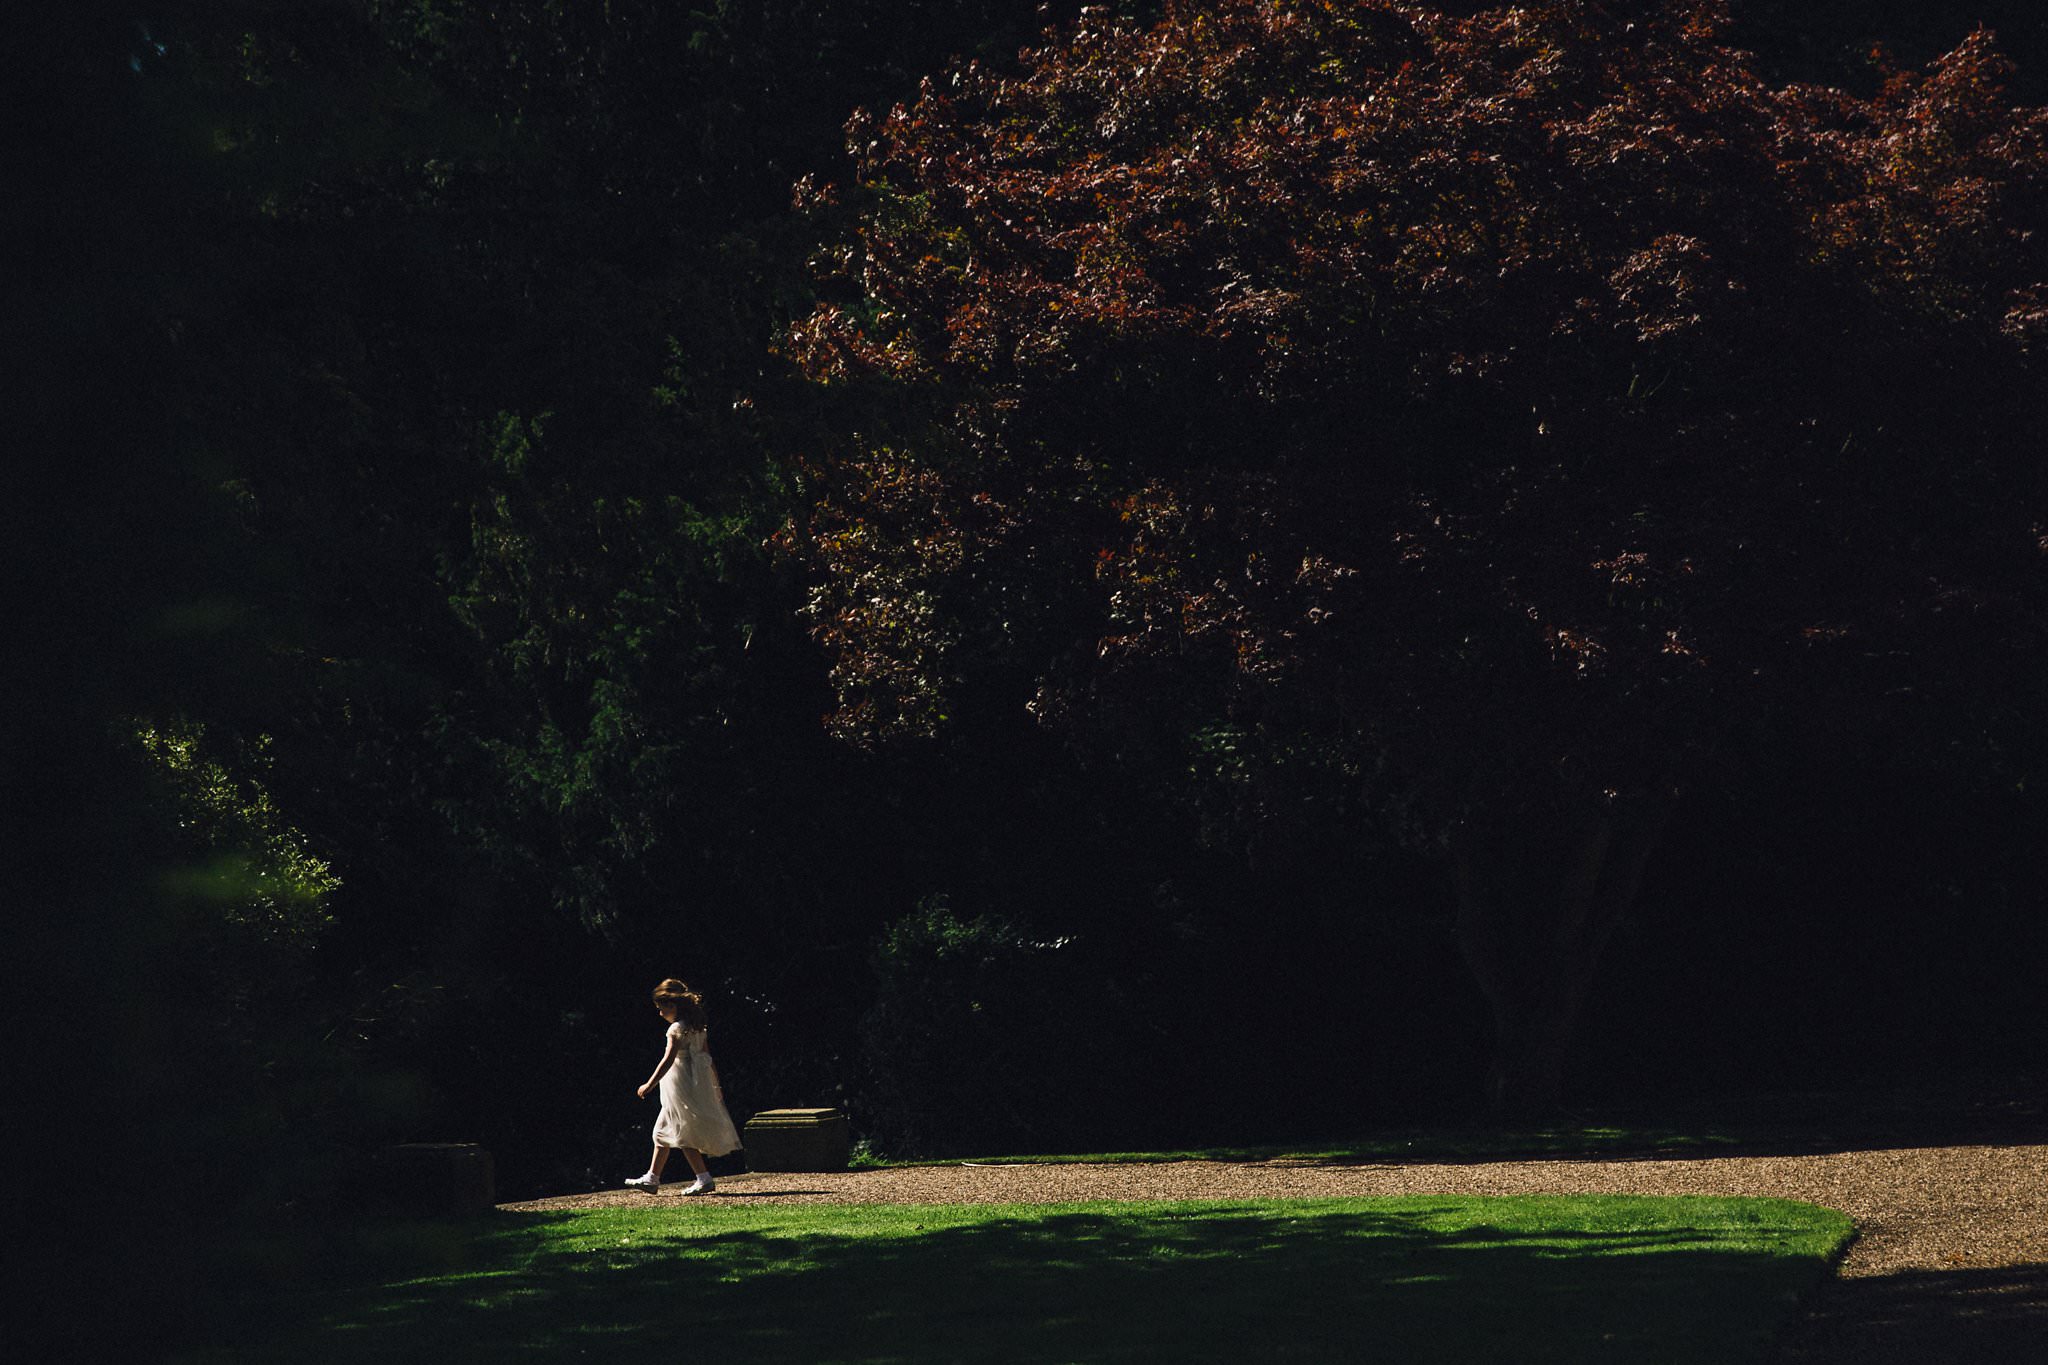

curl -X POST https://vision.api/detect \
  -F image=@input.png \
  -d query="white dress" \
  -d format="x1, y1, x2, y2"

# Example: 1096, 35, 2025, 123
653, 1022, 742, 1156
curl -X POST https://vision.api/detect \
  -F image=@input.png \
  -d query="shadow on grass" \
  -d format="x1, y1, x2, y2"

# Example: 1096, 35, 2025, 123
1777, 1261, 2048, 1365
190, 1200, 1843, 1364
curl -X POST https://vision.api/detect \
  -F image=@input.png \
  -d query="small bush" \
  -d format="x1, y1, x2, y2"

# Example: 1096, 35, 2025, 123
857, 898, 1138, 1156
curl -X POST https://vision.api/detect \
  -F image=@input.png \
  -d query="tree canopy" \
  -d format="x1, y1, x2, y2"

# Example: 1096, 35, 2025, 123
788, 0, 2048, 1109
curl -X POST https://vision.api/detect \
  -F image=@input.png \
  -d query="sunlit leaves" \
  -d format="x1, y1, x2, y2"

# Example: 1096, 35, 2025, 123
129, 718, 339, 950
790, 0, 2047, 832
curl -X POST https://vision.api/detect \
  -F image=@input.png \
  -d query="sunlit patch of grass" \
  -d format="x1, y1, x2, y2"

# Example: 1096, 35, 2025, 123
179, 1195, 1851, 1364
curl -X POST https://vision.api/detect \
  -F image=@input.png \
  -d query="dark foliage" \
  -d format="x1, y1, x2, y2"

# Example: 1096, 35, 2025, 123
13, 9, 2047, 1291
788, 0, 2048, 1112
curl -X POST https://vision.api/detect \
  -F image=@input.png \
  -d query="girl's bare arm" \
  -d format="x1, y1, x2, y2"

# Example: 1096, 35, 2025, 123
636, 1035, 681, 1098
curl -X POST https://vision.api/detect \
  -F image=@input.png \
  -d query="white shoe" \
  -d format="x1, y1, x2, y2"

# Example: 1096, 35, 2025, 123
680, 1176, 715, 1196
624, 1173, 660, 1191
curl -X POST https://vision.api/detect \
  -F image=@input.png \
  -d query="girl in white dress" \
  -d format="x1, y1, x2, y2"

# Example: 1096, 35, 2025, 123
625, 978, 742, 1194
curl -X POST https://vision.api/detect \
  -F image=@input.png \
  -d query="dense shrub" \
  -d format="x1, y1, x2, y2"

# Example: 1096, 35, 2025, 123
858, 898, 1156, 1155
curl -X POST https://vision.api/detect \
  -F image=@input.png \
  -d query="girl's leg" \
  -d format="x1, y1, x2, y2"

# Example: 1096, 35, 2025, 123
679, 1147, 715, 1193
625, 1144, 671, 1188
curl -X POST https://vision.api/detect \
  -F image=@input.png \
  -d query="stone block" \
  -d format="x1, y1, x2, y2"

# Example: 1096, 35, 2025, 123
743, 1108, 851, 1172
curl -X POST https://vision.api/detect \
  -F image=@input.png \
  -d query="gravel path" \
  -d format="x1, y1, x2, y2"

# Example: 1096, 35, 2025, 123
505, 1144, 2047, 1361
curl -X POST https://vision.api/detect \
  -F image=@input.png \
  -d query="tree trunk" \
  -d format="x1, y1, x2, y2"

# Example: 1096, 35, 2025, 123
1451, 792, 1674, 1119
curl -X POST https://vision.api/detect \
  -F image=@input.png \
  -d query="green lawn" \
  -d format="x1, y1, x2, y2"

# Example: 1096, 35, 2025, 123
177, 1195, 1852, 1363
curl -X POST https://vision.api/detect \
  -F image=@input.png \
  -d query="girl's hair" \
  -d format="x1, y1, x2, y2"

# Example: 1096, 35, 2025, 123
652, 978, 709, 1031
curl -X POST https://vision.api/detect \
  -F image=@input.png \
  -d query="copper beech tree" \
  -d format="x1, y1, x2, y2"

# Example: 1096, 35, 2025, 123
784, 1, 2048, 1113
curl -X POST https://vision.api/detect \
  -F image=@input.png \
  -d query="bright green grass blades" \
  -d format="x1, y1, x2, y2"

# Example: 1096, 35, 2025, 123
186, 1196, 1852, 1364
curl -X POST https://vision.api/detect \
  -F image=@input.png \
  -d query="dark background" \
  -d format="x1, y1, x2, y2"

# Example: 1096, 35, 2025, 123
13, 13, 2045, 1307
